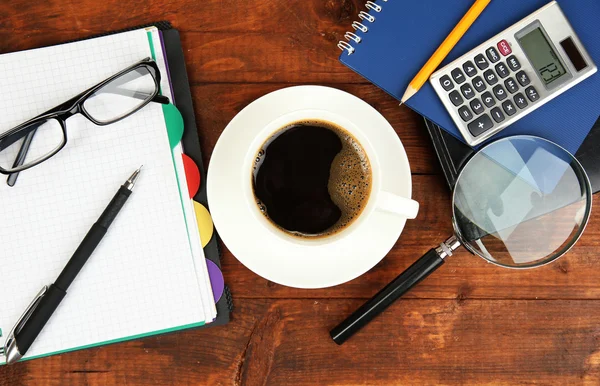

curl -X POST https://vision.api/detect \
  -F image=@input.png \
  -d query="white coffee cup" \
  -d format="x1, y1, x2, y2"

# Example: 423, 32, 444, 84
242, 108, 419, 245
208, 85, 418, 288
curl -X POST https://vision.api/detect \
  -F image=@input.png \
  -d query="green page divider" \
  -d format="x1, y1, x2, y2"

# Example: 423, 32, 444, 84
163, 103, 185, 148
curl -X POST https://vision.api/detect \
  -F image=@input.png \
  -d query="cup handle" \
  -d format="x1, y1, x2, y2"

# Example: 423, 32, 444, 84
375, 191, 419, 219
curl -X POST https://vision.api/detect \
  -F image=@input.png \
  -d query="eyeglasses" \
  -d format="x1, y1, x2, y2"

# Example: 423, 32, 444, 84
0, 57, 169, 186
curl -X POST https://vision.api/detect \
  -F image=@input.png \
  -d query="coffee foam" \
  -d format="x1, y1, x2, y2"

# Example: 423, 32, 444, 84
253, 119, 371, 238
325, 123, 371, 236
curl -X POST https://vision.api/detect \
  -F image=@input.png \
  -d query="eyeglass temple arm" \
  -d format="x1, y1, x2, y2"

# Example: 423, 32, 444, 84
6, 130, 36, 186
6, 92, 169, 186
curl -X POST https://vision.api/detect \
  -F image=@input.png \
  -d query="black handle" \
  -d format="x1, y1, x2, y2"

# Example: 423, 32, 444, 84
15, 284, 66, 355
330, 249, 445, 345
54, 223, 107, 291
98, 186, 131, 228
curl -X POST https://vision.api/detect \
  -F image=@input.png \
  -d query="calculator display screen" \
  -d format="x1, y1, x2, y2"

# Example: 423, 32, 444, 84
518, 27, 567, 85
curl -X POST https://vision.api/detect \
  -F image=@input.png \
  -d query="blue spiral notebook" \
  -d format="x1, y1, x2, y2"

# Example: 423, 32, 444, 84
339, 0, 600, 154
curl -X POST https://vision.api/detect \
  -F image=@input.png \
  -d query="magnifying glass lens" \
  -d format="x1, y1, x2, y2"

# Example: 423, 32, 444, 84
453, 136, 591, 268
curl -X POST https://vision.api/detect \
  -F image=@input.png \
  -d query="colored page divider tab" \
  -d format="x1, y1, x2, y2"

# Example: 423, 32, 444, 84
206, 259, 225, 303
162, 103, 184, 148
182, 153, 201, 198
193, 201, 214, 248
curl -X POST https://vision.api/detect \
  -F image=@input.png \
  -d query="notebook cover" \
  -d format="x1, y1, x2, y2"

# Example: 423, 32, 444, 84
424, 115, 600, 194
9, 23, 231, 355
339, 0, 600, 155
160, 28, 232, 326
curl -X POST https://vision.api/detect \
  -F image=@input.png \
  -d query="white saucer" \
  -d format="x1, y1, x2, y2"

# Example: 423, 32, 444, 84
207, 86, 413, 288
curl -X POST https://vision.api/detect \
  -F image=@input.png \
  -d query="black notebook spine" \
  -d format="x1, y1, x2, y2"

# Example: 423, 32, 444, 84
338, 0, 387, 55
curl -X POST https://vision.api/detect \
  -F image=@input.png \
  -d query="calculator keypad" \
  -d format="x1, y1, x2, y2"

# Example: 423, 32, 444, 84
481, 92, 495, 107
451, 68, 466, 84
462, 61, 478, 77
460, 84, 475, 99
525, 86, 540, 101
516, 71, 530, 86
430, 3, 598, 147
507, 55, 521, 71
483, 70, 498, 85
502, 100, 517, 116
470, 98, 485, 115
495, 63, 510, 78
486, 47, 500, 63
514, 93, 528, 109
474, 54, 489, 70
492, 85, 507, 101
439, 75, 454, 91
490, 107, 505, 123
436, 47, 541, 140
504, 78, 518, 93
468, 114, 494, 136
472, 76, 485, 92
449, 90, 463, 106
458, 106, 473, 122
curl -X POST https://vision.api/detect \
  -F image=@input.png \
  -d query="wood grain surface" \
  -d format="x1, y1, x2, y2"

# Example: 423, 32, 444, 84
2, 0, 600, 385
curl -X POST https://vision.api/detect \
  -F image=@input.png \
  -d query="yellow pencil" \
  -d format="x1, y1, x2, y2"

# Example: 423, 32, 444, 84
400, 0, 491, 105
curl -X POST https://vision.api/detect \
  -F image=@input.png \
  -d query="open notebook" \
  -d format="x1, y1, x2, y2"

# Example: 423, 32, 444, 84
0, 27, 217, 362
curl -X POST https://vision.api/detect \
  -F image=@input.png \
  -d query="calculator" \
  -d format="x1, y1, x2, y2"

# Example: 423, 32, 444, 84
430, 1, 597, 146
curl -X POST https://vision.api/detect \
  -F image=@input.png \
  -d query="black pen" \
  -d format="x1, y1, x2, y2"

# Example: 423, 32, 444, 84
2, 166, 142, 364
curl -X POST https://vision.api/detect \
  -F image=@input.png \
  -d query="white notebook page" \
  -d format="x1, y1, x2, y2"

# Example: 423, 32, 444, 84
0, 29, 207, 361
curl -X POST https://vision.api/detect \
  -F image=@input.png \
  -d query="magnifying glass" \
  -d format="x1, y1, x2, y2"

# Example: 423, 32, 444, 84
330, 135, 592, 345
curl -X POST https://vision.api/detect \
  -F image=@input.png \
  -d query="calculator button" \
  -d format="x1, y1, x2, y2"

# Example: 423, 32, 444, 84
507, 55, 521, 71
460, 84, 475, 100
449, 90, 464, 106
516, 71, 530, 86
462, 61, 478, 77
504, 78, 518, 94
474, 54, 489, 70
486, 47, 500, 63
495, 63, 510, 78
483, 69, 498, 85
472, 76, 486, 92
525, 86, 540, 102
439, 75, 454, 91
514, 93, 528, 109
468, 114, 494, 137
481, 92, 496, 107
490, 107, 505, 123
497, 40, 512, 56
470, 98, 485, 115
451, 68, 466, 84
502, 100, 517, 116
493, 85, 507, 101
458, 106, 473, 122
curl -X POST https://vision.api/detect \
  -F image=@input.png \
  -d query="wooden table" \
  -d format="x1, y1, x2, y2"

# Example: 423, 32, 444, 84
2, 1, 600, 385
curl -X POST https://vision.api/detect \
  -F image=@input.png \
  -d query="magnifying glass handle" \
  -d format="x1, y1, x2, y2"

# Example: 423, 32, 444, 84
330, 248, 446, 345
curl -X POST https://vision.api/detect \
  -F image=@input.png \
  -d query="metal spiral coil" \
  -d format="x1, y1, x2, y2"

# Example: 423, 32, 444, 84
337, 0, 387, 55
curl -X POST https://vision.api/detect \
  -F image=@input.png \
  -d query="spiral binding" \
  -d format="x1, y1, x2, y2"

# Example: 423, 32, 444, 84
337, 0, 387, 55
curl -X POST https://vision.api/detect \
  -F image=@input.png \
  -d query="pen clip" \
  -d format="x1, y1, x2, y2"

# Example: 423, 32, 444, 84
1, 285, 48, 358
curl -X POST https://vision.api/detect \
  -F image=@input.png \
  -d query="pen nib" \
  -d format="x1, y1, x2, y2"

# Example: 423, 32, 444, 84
124, 166, 143, 191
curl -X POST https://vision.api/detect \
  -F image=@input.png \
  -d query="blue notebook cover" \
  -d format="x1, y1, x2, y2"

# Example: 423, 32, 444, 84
339, 0, 600, 154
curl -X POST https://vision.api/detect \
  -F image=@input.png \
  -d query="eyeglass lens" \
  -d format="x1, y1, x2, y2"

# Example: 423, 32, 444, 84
83, 66, 157, 123
0, 118, 65, 172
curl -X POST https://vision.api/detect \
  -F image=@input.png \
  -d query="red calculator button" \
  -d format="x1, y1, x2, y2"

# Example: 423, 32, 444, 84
497, 40, 512, 56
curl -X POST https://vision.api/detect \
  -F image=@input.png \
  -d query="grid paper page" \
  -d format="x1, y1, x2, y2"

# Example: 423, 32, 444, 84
0, 29, 206, 361
149, 28, 217, 321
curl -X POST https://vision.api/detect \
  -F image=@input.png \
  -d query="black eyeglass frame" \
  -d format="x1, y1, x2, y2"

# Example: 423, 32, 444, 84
0, 57, 169, 176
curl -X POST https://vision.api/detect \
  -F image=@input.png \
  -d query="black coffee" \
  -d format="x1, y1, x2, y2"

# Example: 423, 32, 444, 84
252, 120, 371, 238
